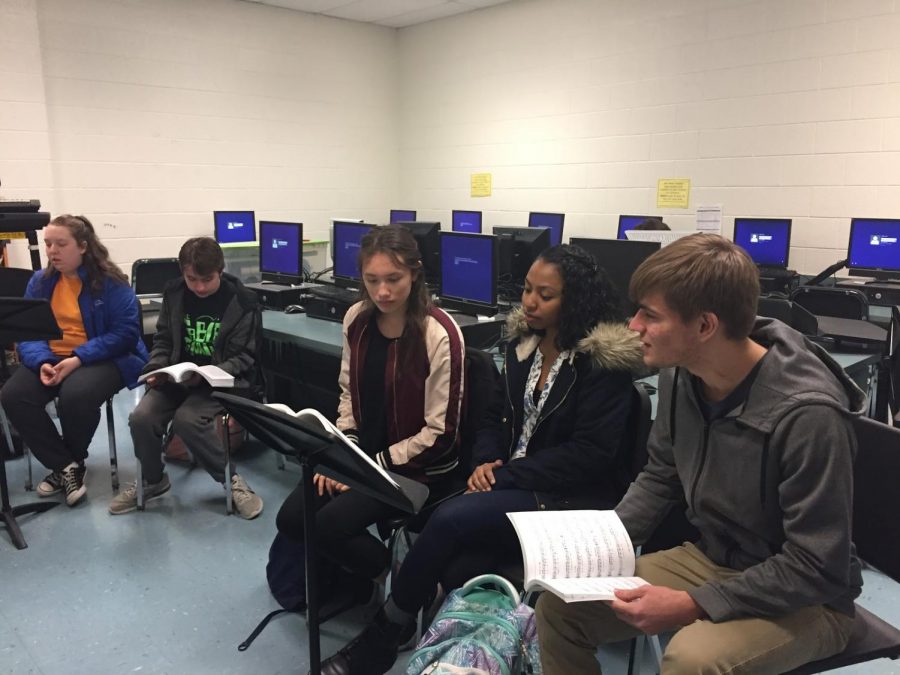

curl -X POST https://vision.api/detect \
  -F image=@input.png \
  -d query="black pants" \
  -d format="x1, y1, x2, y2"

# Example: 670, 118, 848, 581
391, 488, 540, 613
276, 481, 403, 580
0, 362, 123, 471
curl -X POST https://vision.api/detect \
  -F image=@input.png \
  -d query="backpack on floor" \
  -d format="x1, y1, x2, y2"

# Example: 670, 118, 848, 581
405, 574, 542, 675
239, 531, 310, 651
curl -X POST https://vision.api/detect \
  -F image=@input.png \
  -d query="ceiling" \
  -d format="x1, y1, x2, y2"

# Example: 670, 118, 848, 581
242, 0, 515, 28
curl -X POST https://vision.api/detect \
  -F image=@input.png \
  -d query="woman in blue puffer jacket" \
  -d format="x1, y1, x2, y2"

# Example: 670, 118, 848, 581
1, 214, 147, 507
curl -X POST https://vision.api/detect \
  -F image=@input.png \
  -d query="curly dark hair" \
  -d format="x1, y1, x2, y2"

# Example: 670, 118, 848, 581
534, 244, 626, 350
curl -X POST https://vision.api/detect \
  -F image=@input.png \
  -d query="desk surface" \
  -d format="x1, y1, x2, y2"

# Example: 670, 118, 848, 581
263, 310, 343, 357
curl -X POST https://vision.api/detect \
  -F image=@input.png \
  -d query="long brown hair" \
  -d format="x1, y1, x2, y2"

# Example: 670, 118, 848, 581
43, 214, 128, 293
357, 225, 432, 355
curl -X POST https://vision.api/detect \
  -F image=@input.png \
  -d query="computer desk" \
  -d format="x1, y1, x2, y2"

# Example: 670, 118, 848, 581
638, 350, 882, 421
261, 309, 506, 415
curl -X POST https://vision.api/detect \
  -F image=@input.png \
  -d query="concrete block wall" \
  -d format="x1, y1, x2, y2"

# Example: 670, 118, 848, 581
398, 0, 900, 274
0, 0, 400, 276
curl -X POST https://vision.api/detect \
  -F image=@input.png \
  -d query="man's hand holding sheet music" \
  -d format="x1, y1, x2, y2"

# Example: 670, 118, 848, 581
610, 584, 706, 634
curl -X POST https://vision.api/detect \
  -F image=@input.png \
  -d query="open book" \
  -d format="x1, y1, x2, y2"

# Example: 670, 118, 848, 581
264, 404, 399, 490
138, 363, 234, 388
507, 510, 648, 603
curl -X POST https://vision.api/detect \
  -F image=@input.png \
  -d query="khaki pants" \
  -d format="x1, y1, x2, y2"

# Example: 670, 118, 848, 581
536, 543, 854, 675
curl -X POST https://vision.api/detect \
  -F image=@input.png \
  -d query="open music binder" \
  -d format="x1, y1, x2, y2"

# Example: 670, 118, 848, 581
211, 392, 429, 675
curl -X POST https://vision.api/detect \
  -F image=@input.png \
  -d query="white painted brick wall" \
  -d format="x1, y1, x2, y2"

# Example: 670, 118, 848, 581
0, 0, 399, 277
398, 0, 900, 274
3, 0, 900, 276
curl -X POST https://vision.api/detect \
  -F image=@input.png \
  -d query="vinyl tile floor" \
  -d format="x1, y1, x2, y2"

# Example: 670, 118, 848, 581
1, 389, 898, 674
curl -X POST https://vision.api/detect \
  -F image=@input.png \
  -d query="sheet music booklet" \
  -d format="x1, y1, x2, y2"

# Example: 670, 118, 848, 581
507, 510, 648, 603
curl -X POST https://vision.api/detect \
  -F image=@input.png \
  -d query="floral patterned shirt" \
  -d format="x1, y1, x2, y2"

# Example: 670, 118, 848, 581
511, 348, 571, 460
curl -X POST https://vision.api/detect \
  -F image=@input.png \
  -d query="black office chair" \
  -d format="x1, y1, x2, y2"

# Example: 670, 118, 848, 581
131, 258, 181, 296
790, 286, 869, 321
757, 295, 820, 336
132, 258, 180, 351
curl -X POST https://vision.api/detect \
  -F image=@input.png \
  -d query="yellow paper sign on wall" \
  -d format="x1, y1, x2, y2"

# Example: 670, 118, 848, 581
657, 178, 691, 208
471, 173, 492, 197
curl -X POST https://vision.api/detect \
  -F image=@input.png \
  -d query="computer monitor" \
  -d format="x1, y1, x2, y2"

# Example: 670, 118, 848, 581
332, 221, 375, 288
451, 210, 482, 234
617, 215, 652, 240
492, 226, 552, 293
570, 237, 661, 316
625, 230, 695, 247
213, 211, 256, 244
733, 218, 792, 268
528, 212, 565, 246
390, 209, 416, 224
439, 232, 498, 316
259, 221, 303, 285
397, 221, 441, 287
847, 218, 900, 281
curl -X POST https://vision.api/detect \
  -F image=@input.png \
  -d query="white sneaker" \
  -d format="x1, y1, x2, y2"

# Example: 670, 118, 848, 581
36, 470, 64, 497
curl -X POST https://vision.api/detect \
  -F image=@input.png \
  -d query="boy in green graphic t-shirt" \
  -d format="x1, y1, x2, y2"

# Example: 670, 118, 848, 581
109, 237, 264, 519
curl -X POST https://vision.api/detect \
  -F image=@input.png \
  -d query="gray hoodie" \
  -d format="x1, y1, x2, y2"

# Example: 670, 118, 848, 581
616, 317, 865, 622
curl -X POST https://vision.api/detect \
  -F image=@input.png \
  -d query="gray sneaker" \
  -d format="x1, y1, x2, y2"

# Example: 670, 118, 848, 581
231, 474, 263, 520
108, 474, 171, 515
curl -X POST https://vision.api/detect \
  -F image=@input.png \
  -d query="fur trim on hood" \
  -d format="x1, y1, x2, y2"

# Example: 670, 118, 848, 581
505, 306, 644, 373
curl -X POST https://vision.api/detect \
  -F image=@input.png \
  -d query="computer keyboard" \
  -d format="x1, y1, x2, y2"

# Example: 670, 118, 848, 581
758, 266, 795, 279
307, 285, 359, 305
0, 199, 41, 213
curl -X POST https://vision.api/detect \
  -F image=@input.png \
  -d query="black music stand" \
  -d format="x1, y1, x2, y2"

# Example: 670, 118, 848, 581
212, 392, 428, 675
0, 298, 63, 550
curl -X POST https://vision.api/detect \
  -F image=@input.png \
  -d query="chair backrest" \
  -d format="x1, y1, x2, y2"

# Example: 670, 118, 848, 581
625, 381, 654, 485
0, 267, 34, 297
791, 286, 868, 321
132, 258, 181, 296
458, 346, 501, 474
851, 415, 900, 582
757, 295, 820, 336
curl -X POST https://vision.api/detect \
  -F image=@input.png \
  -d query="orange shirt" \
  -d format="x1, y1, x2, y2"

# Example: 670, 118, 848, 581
49, 275, 88, 357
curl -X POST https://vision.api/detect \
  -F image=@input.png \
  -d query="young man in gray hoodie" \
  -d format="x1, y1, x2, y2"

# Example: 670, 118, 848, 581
537, 233, 865, 674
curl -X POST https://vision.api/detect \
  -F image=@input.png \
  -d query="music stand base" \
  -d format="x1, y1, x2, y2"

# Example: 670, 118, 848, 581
3, 501, 59, 550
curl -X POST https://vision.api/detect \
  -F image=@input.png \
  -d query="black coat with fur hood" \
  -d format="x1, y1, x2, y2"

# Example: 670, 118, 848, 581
471, 308, 644, 510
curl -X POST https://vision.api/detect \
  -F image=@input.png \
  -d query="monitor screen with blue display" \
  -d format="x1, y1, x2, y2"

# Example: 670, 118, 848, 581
733, 218, 792, 268
452, 210, 482, 233
333, 221, 374, 285
528, 212, 565, 246
848, 218, 900, 280
214, 211, 256, 244
390, 209, 416, 224
259, 221, 303, 285
439, 232, 497, 315
617, 215, 652, 240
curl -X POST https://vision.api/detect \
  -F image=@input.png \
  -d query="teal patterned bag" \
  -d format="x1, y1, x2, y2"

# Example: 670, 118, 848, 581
405, 574, 541, 675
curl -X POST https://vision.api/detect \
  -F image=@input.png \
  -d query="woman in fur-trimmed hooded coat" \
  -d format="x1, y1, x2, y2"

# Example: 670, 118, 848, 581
315, 244, 644, 675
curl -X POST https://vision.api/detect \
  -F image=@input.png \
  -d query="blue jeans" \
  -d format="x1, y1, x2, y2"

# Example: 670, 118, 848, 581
391, 488, 540, 613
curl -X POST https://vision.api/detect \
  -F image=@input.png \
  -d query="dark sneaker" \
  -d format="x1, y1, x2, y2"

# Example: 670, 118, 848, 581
318, 608, 414, 675
60, 463, 87, 507
108, 474, 171, 515
231, 474, 263, 520
36, 470, 64, 497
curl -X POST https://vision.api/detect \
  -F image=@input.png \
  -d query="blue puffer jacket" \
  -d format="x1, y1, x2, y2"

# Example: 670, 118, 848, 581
18, 267, 149, 388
